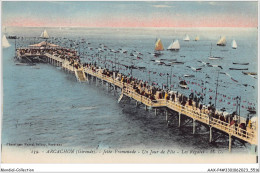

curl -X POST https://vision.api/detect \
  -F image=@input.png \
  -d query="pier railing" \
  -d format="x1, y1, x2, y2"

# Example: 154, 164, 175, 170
83, 66, 256, 144
16, 50, 257, 145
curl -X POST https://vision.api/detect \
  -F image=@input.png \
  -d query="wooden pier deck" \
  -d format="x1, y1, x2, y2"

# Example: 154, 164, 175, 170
16, 49, 258, 152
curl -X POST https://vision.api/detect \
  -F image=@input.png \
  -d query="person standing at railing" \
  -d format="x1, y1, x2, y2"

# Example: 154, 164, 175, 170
246, 114, 250, 128
172, 93, 175, 102
233, 114, 238, 124
165, 92, 168, 100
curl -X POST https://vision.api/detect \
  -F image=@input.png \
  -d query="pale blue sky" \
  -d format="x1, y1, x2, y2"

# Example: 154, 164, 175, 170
2, 1, 258, 27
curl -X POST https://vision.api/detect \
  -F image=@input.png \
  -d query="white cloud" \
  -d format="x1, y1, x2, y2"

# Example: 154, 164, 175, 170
152, 5, 172, 8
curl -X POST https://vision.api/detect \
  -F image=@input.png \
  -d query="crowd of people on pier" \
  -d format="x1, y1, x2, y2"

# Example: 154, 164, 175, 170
18, 47, 82, 69
82, 62, 254, 134
47, 48, 82, 69
18, 48, 44, 56
17, 46, 255, 136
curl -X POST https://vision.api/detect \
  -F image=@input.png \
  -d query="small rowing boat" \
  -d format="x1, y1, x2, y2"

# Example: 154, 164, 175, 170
229, 68, 248, 70
171, 61, 184, 64
242, 71, 257, 75
184, 74, 195, 78
233, 62, 249, 65
179, 81, 188, 89
209, 56, 223, 60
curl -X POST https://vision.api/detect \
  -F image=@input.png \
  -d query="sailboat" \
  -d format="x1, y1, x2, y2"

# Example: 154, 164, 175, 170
167, 39, 180, 51
195, 36, 199, 41
179, 80, 188, 89
232, 40, 237, 49
2, 35, 11, 48
154, 38, 164, 51
209, 43, 223, 60
154, 38, 164, 56
183, 34, 190, 41
217, 36, 226, 46
40, 29, 49, 39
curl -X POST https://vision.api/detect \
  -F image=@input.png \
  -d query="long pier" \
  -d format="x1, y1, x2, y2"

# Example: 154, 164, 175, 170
16, 47, 258, 152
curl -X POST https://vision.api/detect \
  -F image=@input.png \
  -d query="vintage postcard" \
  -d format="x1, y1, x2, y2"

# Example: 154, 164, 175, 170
1, 0, 259, 172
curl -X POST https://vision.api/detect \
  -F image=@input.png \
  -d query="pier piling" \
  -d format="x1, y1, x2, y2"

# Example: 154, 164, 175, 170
229, 134, 232, 152
165, 109, 169, 121
193, 119, 196, 134
178, 112, 181, 127
209, 126, 212, 143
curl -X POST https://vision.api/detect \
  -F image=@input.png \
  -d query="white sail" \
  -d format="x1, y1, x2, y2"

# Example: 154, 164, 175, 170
167, 40, 180, 50
184, 34, 190, 41
232, 40, 237, 49
2, 35, 11, 48
40, 29, 49, 38
217, 36, 226, 46
195, 36, 199, 41
167, 42, 173, 50
155, 38, 164, 51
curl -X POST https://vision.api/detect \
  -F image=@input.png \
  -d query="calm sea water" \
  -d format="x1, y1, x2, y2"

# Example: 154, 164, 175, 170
1, 27, 258, 152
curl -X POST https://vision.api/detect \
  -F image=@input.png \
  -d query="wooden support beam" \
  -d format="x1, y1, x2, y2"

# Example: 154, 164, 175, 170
193, 119, 196, 134
166, 109, 168, 121
178, 112, 181, 127
209, 126, 212, 143
229, 134, 232, 152
154, 108, 158, 115
107, 82, 109, 92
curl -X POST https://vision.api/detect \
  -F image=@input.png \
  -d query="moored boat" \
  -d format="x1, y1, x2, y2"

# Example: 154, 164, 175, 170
232, 40, 237, 49
184, 74, 195, 78
167, 39, 180, 51
247, 107, 256, 114
2, 35, 11, 48
7, 35, 17, 39
209, 57, 224, 60
40, 29, 49, 39
233, 62, 249, 65
229, 68, 248, 70
242, 71, 257, 75
154, 38, 164, 51
183, 34, 190, 41
209, 43, 223, 60
194, 36, 199, 41
217, 36, 226, 46
179, 80, 188, 89
154, 38, 164, 56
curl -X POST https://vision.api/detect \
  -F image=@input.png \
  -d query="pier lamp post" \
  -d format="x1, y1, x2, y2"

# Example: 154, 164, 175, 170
235, 96, 241, 123
114, 53, 116, 72
104, 56, 107, 69
214, 71, 220, 111
148, 71, 151, 85
96, 53, 100, 67
166, 73, 169, 90
170, 66, 172, 90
